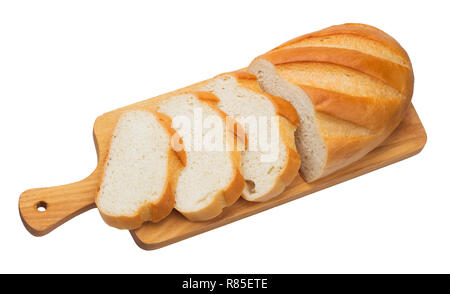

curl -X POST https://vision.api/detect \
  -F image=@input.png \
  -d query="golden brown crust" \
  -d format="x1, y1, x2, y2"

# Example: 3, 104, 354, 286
250, 23, 414, 182
300, 85, 404, 131
261, 46, 413, 97
229, 70, 257, 81
274, 23, 411, 64
95, 109, 183, 230
193, 90, 221, 103
320, 133, 380, 178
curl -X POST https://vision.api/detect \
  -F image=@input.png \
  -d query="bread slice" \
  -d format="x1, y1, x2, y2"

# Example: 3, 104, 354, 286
196, 71, 300, 201
249, 23, 413, 182
96, 110, 185, 230
157, 92, 245, 221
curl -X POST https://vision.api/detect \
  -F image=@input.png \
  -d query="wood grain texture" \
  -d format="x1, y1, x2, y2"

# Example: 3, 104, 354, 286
18, 105, 426, 248
131, 105, 426, 250
19, 169, 100, 236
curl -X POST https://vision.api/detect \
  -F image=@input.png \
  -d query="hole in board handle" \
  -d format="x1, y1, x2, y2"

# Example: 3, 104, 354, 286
36, 201, 47, 212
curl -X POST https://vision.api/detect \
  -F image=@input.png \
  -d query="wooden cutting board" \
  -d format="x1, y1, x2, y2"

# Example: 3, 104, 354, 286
19, 104, 426, 250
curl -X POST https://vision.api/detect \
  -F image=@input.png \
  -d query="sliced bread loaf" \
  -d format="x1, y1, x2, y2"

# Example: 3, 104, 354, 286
249, 23, 414, 182
96, 110, 185, 230
197, 71, 300, 201
157, 92, 245, 221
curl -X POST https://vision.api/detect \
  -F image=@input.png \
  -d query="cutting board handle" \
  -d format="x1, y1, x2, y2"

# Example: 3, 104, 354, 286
19, 169, 100, 236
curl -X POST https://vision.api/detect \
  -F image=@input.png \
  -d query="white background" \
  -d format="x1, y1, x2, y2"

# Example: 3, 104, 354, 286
1, 0, 449, 273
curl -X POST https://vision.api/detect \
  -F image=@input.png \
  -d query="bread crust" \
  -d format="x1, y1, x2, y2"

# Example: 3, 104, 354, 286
261, 46, 413, 97
273, 23, 411, 64
95, 110, 184, 230
300, 85, 404, 131
249, 23, 414, 182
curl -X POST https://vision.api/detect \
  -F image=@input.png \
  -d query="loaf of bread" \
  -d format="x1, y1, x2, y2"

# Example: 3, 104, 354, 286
157, 92, 245, 221
96, 23, 414, 229
196, 71, 301, 201
96, 110, 185, 229
249, 23, 414, 181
